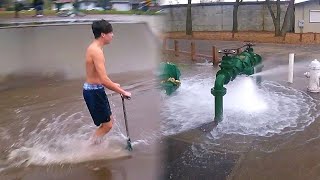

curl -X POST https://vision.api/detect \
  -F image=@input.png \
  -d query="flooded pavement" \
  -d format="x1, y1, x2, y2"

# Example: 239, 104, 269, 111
0, 22, 164, 180
0, 71, 163, 180
2, 19, 320, 179
161, 40, 320, 180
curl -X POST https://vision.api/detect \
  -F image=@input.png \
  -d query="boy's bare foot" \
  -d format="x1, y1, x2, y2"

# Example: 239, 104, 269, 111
89, 136, 103, 145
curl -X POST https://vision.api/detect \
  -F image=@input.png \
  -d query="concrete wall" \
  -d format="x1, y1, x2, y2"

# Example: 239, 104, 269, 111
295, 0, 320, 33
163, 2, 288, 32
0, 28, 24, 78
0, 22, 160, 82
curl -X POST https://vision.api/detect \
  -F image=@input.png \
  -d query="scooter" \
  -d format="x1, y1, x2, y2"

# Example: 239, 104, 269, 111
120, 94, 132, 151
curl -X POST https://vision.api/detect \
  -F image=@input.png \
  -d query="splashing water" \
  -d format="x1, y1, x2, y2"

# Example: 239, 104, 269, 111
4, 101, 154, 170
161, 74, 215, 135
161, 74, 319, 138
212, 78, 319, 139
224, 77, 268, 113
195, 59, 213, 66
0, 78, 163, 174
6, 111, 129, 167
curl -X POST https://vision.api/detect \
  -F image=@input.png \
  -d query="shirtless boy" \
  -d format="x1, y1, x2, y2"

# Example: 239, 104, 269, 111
83, 19, 131, 143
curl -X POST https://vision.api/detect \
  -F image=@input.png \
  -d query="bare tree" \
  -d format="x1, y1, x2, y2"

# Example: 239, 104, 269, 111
266, 0, 281, 36
232, 0, 243, 36
186, 0, 192, 35
266, 0, 294, 37
280, 0, 295, 36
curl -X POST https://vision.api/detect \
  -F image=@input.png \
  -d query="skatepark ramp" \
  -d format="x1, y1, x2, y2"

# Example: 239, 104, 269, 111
0, 22, 160, 85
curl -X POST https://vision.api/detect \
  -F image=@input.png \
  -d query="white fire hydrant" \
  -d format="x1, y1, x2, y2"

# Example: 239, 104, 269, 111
304, 59, 320, 93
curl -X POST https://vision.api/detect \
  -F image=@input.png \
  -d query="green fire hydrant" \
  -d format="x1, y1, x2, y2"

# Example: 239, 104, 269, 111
211, 43, 263, 122
158, 62, 181, 95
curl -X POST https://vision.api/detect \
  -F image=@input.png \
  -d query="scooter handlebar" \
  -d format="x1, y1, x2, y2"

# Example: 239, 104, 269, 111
121, 94, 131, 100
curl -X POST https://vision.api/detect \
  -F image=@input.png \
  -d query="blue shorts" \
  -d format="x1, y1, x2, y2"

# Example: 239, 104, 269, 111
83, 83, 112, 126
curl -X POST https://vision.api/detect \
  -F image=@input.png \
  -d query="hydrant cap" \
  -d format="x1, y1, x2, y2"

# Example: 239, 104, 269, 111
309, 59, 320, 70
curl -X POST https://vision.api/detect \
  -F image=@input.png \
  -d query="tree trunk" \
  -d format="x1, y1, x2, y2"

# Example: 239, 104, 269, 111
266, 0, 281, 36
186, 0, 192, 35
281, 0, 295, 36
232, 2, 240, 33
275, 0, 281, 36
232, 0, 242, 38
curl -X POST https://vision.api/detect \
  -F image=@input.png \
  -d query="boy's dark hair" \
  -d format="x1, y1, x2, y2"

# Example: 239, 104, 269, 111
91, 19, 113, 39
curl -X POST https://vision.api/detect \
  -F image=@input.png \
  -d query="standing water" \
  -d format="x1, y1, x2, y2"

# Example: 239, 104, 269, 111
161, 63, 320, 151
0, 22, 162, 180
161, 41, 320, 180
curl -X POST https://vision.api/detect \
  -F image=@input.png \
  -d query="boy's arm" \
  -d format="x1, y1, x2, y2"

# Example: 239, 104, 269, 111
92, 49, 127, 95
